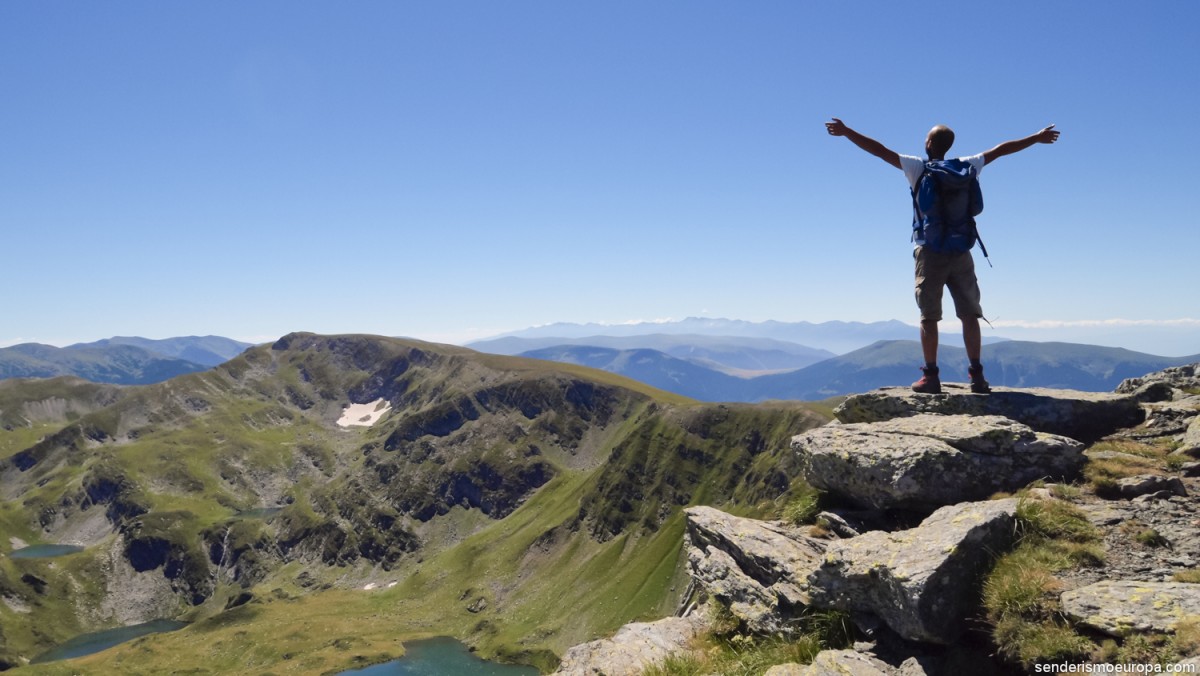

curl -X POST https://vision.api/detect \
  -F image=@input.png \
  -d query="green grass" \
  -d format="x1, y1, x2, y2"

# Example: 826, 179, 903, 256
1175, 570, 1200, 583
982, 498, 1102, 668
0, 335, 835, 674
780, 484, 822, 526
0, 423, 63, 460
639, 606, 852, 676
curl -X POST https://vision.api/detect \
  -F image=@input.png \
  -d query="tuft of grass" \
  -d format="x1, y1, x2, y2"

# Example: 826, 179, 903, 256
780, 484, 822, 526
1120, 520, 1172, 549
1174, 570, 1200, 584
1016, 497, 1101, 545
983, 497, 1104, 668
1135, 528, 1171, 549
993, 616, 1092, 665
1048, 483, 1083, 501
1173, 618, 1200, 657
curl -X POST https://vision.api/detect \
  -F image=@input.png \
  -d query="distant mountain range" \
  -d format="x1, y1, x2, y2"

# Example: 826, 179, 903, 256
472, 334, 835, 375
69, 335, 252, 367
512, 340, 1199, 402
0, 336, 254, 385
483, 317, 919, 355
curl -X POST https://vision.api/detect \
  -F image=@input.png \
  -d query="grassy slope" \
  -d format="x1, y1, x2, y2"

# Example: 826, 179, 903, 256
2, 335, 827, 674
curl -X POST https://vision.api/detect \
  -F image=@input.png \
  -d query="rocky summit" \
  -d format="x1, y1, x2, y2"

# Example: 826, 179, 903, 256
556, 363, 1200, 675
833, 384, 1145, 442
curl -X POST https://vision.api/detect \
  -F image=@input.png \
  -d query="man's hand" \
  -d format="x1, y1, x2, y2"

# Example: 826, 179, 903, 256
983, 124, 1062, 164
825, 118, 849, 136
826, 118, 900, 168
1036, 124, 1060, 144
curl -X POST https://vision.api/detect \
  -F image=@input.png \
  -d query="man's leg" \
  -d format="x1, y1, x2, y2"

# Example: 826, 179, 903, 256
913, 247, 946, 393
921, 319, 939, 365
961, 315, 981, 362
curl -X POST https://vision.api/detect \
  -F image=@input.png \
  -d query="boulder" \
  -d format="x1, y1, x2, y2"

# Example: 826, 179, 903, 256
1113, 474, 1188, 500
807, 499, 1018, 644
1176, 416, 1200, 459
1060, 581, 1200, 637
684, 506, 826, 634
552, 615, 708, 675
793, 415, 1082, 510
834, 386, 1143, 442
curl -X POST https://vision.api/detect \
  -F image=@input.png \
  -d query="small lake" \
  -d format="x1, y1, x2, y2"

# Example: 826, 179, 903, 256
339, 637, 539, 675
9, 544, 85, 559
30, 619, 188, 664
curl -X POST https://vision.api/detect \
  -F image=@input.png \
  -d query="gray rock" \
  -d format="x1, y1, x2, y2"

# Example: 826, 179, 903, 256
816, 511, 862, 538
1177, 416, 1200, 458
1117, 363, 1200, 397
807, 499, 1019, 644
684, 506, 826, 634
1115, 474, 1188, 500
793, 415, 1082, 510
789, 649, 894, 675
553, 615, 708, 675
1060, 581, 1200, 637
834, 386, 1144, 442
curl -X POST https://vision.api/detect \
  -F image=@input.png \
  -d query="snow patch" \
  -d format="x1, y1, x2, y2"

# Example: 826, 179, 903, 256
337, 399, 392, 428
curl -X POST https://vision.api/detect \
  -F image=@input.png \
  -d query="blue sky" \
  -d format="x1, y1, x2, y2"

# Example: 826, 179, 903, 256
3, 1, 1198, 355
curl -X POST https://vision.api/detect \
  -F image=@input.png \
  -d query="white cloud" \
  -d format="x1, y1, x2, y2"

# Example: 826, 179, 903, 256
990, 318, 1200, 329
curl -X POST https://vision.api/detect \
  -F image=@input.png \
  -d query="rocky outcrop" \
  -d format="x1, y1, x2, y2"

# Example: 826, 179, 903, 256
1060, 581, 1200, 637
684, 506, 826, 633
793, 415, 1082, 510
807, 499, 1019, 644
1116, 363, 1200, 397
765, 650, 932, 676
552, 364, 1200, 675
834, 386, 1143, 442
552, 615, 708, 676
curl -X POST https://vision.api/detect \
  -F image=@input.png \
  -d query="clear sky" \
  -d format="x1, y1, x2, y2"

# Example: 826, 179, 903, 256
3, 1, 1198, 354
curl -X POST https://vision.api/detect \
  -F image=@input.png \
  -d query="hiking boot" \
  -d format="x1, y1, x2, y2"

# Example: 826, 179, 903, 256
912, 366, 942, 394
968, 364, 992, 394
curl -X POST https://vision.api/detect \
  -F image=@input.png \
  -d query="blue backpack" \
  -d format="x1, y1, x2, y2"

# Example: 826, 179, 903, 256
911, 159, 989, 260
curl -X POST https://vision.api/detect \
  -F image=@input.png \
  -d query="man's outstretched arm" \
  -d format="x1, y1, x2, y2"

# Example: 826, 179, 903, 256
982, 125, 1060, 165
825, 118, 901, 169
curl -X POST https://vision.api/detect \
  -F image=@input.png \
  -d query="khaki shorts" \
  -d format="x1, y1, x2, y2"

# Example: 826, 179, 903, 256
914, 246, 983, 322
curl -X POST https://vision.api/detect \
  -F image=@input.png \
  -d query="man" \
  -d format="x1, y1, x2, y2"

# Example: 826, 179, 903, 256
825, 118, 1060, 394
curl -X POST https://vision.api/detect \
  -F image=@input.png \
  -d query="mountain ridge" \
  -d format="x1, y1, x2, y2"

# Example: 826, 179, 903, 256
0, 336, 254, 386
0, 332, 827, 672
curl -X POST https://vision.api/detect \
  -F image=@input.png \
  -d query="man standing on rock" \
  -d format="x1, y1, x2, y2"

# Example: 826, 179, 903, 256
825, 119, 1060, 394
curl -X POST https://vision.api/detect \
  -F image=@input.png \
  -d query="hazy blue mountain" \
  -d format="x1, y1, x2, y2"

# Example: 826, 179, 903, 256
519, 346, 750, 401
487, 318, 918, 354
516, 339, 1198, 402
69, 335, 254, 367
0, 343, 211, 385
743, 340, 1200, 402
475, 334, 834, 373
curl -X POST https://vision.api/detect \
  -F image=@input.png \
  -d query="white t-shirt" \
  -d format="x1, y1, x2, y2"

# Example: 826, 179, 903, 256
901, 153, 985, 245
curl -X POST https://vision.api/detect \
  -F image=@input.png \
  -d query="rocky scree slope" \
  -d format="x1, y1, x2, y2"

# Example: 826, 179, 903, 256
555, 366, 1200, 675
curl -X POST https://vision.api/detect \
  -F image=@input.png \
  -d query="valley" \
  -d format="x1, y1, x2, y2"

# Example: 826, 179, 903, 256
0, 333, 827, 673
